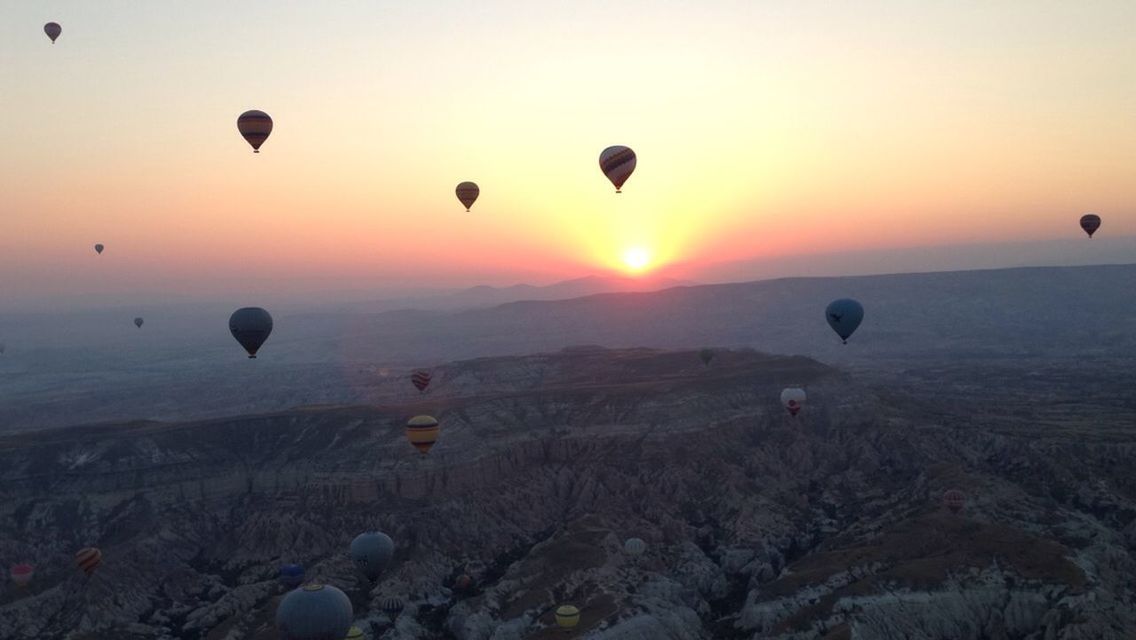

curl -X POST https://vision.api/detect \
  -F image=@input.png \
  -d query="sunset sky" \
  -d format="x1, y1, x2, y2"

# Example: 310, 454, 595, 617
2, 1, 1133, 308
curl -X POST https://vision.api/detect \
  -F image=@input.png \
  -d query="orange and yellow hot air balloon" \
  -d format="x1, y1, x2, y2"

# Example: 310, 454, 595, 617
406, 415, 439, 454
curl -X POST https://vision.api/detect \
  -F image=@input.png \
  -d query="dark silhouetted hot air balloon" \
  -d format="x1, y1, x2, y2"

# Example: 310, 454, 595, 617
555, 604, 580, 629
454, 574, 473, 591
10, 563, 33, 588
781, 388, 806, 417
0, 342, 6, 355
229, 307, 273, 358
134, 317, 144, 329
237, 110, 273, 153
75, 547, 101, 576
699, 348, 714, 367
94, 244, 104, 255
411, 371, 432, 393
44, 23, 61, 43
275, 583, 353, 640
345, 627, 365, 640
624, 538, 646, 557
943, 489, 966, 514
825, 299, 864, 344
381, 596, 404, 615
350, 531, 394, 582
599, 146, 636, 193
1080, 214, 1101, 238
455, 182, 479, 212
279, 563, 305, 589
406, 415, 439, 454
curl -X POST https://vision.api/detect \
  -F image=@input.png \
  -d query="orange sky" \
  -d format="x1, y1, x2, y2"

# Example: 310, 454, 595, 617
1, 1, 1133, 306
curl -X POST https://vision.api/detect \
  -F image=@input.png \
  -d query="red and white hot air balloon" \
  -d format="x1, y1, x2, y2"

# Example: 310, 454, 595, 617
411, 370, 432, 393
780, 388, 806, 417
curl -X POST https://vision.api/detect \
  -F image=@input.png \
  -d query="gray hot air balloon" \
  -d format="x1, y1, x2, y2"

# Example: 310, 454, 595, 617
229, 307, 273, 358
237, 110, 273, 153
623, 538, 646, 557
0, 342, 6, 355
825, 298, 864, 344
44, 22, 61, 43
350, 531, 394, 582
133, 317, 144, 329
381, 596, 404, 615
94, 244, 104, 255
1080, 214, 1101, 238
275, 583, 353, 640
599, 145, 636, 193
455, 182, 479, 212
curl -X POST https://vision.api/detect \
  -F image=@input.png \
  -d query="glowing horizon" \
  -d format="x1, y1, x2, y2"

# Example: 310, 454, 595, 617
1, 1, 1133, 307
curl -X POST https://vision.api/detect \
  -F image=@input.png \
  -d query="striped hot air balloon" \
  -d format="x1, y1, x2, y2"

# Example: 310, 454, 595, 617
599, 146, 636, 193
555, 604, 580, 629
943, 489, 967, 514
10, 563, 34, 587
411, 371, 432, 393
623, 538, 646, 557
94, 244, 104, 255
237, 110, 273, 153
75, 547, 102, 576
381, 596, 404, 615
405, 415, 439, 454
455, 182, 479, 212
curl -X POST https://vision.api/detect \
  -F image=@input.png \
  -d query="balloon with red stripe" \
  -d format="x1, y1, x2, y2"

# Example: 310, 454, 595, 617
599, 146, 636, 193
10, 563, 34, 587
237, 110, 273, 153
411, 371, 432, 393
75, 547, 102, 576
942, 489, 967, 514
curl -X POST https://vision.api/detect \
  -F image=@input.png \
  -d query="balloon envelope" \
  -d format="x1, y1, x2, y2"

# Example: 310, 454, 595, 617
10, 563, 34, 587
411, 371, 432, 393
455, 182, 479, 211
275, 584, 353, 640
624, 538, 646, 556
134, 317, 144, 328
237, 110, 273, 153
555, 605, 580, 628
825, 299, 864, 344
699, 348, 714, 367
406, 415, 439, 454
75, 547, 101, 576
345, 627, 365, 640
599, 146, 636, 192
350, 531, 394, 581
943, 489, 966, 514
229, 307, 273, 358
94, 244, 104, 255
381, 596, 404, 614
1080, 214, 1101, 238
781, 388, 806, 417
44, 22, 61, 43
279, 563, 305, 589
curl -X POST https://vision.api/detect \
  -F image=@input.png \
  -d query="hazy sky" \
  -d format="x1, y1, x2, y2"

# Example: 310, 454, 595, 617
2, 1, 1133, 308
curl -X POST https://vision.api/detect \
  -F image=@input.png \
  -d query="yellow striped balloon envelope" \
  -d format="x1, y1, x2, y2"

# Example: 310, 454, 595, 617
405, 415, 439, 454
344, 626, 365, 639
555, 604, 580, 629
75, 547, 102, 576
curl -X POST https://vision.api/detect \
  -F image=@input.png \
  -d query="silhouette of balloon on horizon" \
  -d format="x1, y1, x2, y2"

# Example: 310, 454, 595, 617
455, 182, 479, 212
825, 298, 864, 344
44, 23, 61, 43
1080, 214, 1101, 238
599, 146, 636, 193
229, 307, 273, 358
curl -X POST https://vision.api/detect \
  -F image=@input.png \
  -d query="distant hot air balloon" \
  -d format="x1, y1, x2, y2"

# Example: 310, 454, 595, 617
699, 349, 715, 368
350, 531, 394, 582
345, 627, 366, 640
943, 489, 967, 514
381, 596, 404, 615
455, 182, 479, 212
406, 415, 439, 454
411, 371, 432, 393
623, 538, 646, 557
454, 574, 473, 591
10, 563, 34, 588
229, 307, 273, 358
780, 388, 806, 417
75, 547, 101, 577
555, 604, 580, 629
94, 244, 104, 255
279, 563, 305, 589
44, 22, 61, 43
825, 299, 864, 344
275, 583, 353, 640
0, 342, 6, 355
237, 110, 273, 153
1080, 214, 1101, 238
134, 317, 144, 329
599, 146, 636, 193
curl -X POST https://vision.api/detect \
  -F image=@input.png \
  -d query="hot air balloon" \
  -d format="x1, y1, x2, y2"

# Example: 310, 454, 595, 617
10, 563, 33, 588
555, 604, 580, 629
943, 489, 966, 514
229, 307, 273, 358
279, 563, 305, 589
381, 596, 404, 615
780, 388, 806, 417
275, 583, 353, 640
599, 146, 636, 193
350, 531, 394, 582
411, 371, 432, 393
825, 299, 864, 344
623, 538, 646, 557
406, 415, 439, 454
237, 110, 273, 153
94, 244, 104, 255
454, 574, 473, 591
0, 342, 6, 355
345, 627, 365, 640
1080, 214, 1101, 238
134, 317, 144, 329
44, 22, 61, 43
455, 182, 479, 212
75, 547, 101, 577
699, 349, 715, 367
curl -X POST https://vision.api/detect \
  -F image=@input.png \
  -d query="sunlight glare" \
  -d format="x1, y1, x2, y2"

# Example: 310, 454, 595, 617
622, 247, 651, 273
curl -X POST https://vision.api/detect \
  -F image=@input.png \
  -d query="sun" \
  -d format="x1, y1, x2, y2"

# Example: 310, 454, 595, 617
621, 247, 651, 273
